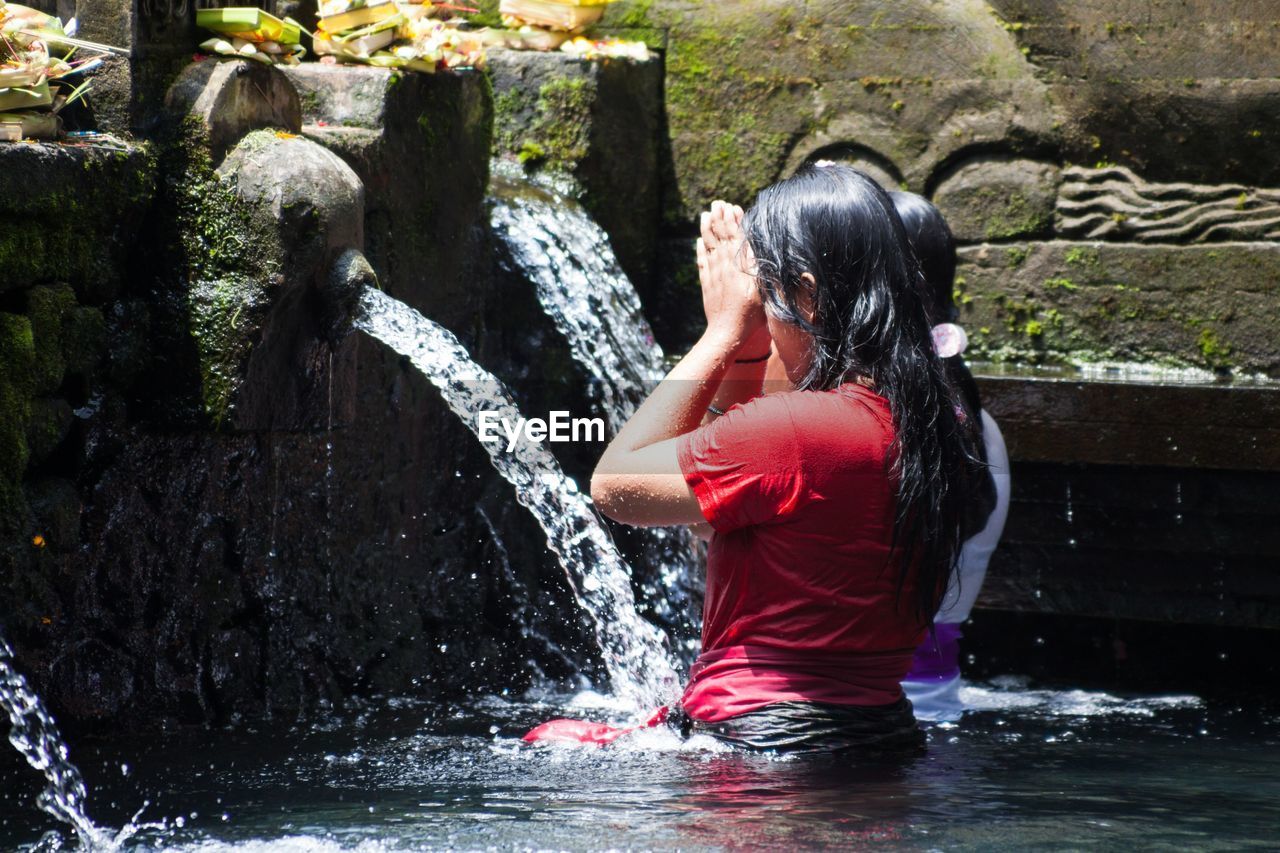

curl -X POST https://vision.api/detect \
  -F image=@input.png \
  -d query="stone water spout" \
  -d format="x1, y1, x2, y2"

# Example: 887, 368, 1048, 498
164, 58, 373, 429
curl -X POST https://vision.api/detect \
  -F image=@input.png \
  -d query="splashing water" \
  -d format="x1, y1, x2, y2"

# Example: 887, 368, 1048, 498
488, 178, 704, 658
0, 635, 131, 850
355, 287, 679, 710
488, 177, 664, 434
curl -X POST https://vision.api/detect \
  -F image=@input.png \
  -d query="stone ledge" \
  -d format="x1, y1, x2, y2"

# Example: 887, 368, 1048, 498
282, 64, 493, 334
977, 370, 1280, 471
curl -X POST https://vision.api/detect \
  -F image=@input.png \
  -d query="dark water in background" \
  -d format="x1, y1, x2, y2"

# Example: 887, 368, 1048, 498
2, 680, 1276, 850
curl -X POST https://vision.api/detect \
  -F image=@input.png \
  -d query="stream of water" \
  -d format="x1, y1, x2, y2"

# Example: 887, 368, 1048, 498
354, 287, 679, 710
488, 176, 704, 658
0, 637, 135, 850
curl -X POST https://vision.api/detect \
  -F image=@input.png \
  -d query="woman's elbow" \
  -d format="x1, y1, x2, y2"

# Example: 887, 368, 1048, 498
590, 473, 625, 522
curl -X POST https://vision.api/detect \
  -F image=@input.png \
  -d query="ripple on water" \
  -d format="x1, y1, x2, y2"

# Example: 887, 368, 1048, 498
3, 683, 1277, 851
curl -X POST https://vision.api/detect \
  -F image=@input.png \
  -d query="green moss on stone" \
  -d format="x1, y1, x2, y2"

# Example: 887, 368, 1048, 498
1064, 246, 1099, 266
614, 0, 653, 27
534, 77, 593, 169
969, 188, 1052, 240
517, 141, 547, 164
1196, 327, 1233, 370
156, 118, 280, 425
0, 312, 36, 529
24, 284, 77, 396
661, 19, 815, 220
0, 221, 102, 294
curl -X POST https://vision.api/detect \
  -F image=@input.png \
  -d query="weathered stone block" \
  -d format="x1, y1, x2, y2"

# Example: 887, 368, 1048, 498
977, 372, 1280, 472
933, 157, 1060, 241
0, 143, 152, 300
165, 60, 302, 165
600, 0, 1051, 224
957, 241, 1280, 376
974, 458, 1280, 629
284, 65, 493, 334
988, 1, 1280, 81
595, 0, 1280, 360
485, 49, 665, 303
1048, 80, 1280, 189
74, 0, 201, 135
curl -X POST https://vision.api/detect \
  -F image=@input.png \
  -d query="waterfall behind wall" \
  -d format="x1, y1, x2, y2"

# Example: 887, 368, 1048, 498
355, 287, 679, 710
488, 177, 704, 660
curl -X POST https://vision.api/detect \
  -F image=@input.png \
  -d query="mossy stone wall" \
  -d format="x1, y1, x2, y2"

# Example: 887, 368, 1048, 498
486, 50, 666, 315
584, 0, 1280, 375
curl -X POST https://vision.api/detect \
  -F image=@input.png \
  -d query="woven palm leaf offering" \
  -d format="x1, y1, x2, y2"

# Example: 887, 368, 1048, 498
498, 0, 613, 33
479, 0, 646, 57
196, 7, 306, 65
312, 0, 485, 71
0, 0, 121, 141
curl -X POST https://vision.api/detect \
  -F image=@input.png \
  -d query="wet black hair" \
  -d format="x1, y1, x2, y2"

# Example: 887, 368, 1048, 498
890, 190, 998, 546
742, 163, 980, 625
888, 191, 958, 324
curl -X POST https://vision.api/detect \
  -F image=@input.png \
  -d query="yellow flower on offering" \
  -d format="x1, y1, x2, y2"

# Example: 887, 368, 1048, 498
558, 35, 648, 61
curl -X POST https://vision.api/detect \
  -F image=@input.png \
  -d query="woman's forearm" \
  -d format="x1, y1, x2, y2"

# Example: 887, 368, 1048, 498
701, 354, 769, 425
591, 199, 765, 526
600, 330, 743, 465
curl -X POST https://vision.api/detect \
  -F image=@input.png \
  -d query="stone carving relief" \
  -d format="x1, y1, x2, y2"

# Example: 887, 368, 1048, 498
1056, 165, 1280, 243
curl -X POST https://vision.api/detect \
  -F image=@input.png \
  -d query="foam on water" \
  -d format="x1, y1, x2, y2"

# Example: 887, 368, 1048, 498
960, 675, 1202, 718
354, 287, 679, 710
171, 840, 396, 853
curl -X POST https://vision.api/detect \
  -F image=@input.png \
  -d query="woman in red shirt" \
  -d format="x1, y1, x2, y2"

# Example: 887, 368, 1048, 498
591, 163, 984, 751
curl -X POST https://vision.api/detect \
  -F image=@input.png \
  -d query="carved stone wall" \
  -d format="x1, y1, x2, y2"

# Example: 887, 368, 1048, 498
581, 0, 1280, 377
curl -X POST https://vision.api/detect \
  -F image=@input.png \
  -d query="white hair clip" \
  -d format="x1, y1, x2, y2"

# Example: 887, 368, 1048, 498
813, 159, 836, 168
930, 323, 968, 359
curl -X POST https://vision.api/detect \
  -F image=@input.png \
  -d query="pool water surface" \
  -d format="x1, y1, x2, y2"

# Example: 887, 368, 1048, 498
1, 678, 1276, 850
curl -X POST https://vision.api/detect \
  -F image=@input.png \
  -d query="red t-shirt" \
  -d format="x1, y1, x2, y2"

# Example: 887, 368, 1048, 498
675, 383, 925, 722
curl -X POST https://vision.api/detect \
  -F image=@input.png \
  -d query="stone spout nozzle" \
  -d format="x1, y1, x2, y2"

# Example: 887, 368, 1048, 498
323, 248, 377, 345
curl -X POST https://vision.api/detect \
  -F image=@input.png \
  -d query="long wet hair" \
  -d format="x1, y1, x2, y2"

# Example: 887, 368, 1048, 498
891, 191, 997, 536
889, 192, 958, 324
741, 164, 977, 624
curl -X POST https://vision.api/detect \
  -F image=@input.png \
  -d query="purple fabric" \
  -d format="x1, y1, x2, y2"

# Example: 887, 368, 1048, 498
903, 622, 962, 682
